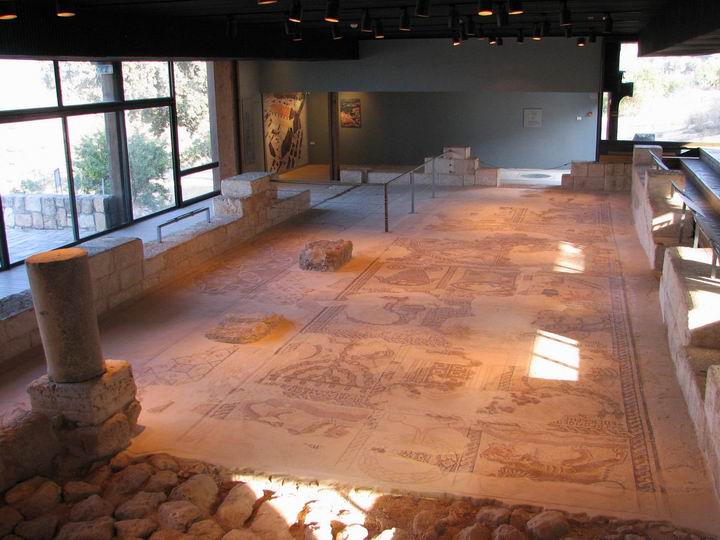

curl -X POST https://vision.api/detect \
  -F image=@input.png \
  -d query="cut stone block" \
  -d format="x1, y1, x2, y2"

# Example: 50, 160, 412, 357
213, 196, 245, 217
58, 410, 133, 461
574, 177, 605, 191
587, 163, 605, 177
27, 360, 137, 426
570, 162, 589, 177
299, 240, 353, 272
475, 168, 498, 187
221, 172, 272, 198
633, 145, 663, 167
561, 174, 574, 190
443, 147, 471, 159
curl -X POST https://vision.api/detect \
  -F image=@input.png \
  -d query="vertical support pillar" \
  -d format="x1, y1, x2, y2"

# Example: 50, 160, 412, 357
26, 248, 105, 384
328, 92, 340, 182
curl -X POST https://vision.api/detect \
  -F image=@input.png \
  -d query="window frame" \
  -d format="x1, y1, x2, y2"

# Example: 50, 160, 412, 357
0, 59, 220, 271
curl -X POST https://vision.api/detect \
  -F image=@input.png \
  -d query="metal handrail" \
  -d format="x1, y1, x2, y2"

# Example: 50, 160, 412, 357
383, 152, 450, 232
156, 206, 211, 243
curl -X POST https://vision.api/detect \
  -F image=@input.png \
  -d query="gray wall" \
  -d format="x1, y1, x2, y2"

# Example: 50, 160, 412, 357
337, 92, 599, 168
260, 38, 602, 93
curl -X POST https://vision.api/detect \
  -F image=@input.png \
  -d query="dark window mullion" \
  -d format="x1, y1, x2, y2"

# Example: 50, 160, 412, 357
0, 193, 10, 269
53, 60, 63, 107
61, 116, 81, 243
180, 161, 219, 177
168, 62, 183, 207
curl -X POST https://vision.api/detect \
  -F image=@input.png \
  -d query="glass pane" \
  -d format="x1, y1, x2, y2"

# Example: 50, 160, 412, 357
125, 107, 175, 218
174, 61, 217, 170
618, 42, 720, 142
181, 168, 218, 201
67, 113, 129, 238
0, 60, 57, 111
0, 119, 74, 264
122, 61, 170, 101
59, 61, 117, 106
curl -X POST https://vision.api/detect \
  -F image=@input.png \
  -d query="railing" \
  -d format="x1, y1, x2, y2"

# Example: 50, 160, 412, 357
382, 152, 449, 232
650, 153, 699, 171
156, 206, 211, 243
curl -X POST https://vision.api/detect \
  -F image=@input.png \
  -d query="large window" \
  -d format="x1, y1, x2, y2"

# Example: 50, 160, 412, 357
616, 43, 720, 142
0, 59, 219, 271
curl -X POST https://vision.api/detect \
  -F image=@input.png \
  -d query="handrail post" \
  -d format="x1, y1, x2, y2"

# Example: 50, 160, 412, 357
384, 183, 389, 233
432, 157, 436, 199
410, 171, 415, 214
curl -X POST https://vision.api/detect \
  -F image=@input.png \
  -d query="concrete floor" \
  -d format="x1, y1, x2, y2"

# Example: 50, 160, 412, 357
1, 185, 719, 533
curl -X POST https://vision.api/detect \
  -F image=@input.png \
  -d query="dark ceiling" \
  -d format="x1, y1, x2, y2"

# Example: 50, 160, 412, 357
80, 0, 669, 40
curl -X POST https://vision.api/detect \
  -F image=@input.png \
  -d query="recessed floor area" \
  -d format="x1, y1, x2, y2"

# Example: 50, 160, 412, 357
1, 186, 718, 533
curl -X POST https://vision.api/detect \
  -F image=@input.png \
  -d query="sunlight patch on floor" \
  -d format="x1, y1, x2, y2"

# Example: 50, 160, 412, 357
529, 330, 580, 382
553, 241, 585, 274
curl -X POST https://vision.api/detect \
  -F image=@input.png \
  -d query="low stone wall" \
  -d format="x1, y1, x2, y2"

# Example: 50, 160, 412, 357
1, 193, 121, 233
659, 247, 720, 498
561, 159, 632, 192
0, 183, 310, 372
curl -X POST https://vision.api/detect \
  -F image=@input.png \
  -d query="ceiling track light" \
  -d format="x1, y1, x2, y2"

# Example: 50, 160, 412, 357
452, 31, 461, 46
488, 35, 498, 45
257, 0, 278, 4
56, 0, 76, 17
399, 7, 412, 31
603, 13, 613, 34
496, 4, 508, 27
532, 23, 541, 40
516, 30, 524, 43
324, 0, 340, 23
465, 16, 477, 36
331, 23, 343, 40
507, 0, 523, 15
0, 0, 17, 19
360, 8, 372, 32
415, 0, 431, 18
373, 18, 384, 39
478, 0, 493, 17
560, 0, 571, 27
576, 36, 586, 47
288, 0, 303, 23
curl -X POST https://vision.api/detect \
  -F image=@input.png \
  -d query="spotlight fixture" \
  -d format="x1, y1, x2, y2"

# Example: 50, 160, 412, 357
465, 16, 477, 36
507, 0, 523, 15
288, 0, 303, 23
564, 26, 572, 38
516, 30, 524, 43
415, 0, 431, 18
576, 36, 586, 47
257, 0, 278, 4
488, 35, 498, 45
399, 7, 412, 31
478, 0, 493, 16
603, 13, 613, 33
532, 23, 542, 40
0, 0, 17, 19
496, 3, 508, 27
589, 31, 597, 43
496, 36, 504, 46
56, 0, 76, 17
373, 18, 385, 39
324, 0, 340, 23
476, 25, 486, 39
226, 17, 238, 38
331, 24, 343, 40
559, 0, 571, 27
360, 8, 372, 32
452, 32, 461, 46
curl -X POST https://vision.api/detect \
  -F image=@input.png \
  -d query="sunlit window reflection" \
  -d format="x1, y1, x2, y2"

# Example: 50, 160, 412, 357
529, 330, 580, 381
553, 241, 585, 274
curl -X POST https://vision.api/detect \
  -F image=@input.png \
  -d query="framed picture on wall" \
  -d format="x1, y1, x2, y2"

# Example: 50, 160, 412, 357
523, 108, 543, 128
340, 98, 361, 128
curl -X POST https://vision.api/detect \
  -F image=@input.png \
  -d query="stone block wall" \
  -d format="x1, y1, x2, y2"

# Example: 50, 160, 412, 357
1, 194, 121, 234
0, 185, 310, 372
561, 160, 632, 192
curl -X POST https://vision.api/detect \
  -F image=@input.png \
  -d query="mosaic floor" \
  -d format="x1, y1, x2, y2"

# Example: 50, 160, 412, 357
1, 186, 718, 533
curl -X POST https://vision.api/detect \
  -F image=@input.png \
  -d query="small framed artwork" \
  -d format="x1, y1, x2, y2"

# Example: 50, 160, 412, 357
340, 98, 361, 128
523, 108, 543, 128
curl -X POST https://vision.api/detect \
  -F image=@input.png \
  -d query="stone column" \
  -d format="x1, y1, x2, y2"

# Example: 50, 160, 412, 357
26, 248, 105, 383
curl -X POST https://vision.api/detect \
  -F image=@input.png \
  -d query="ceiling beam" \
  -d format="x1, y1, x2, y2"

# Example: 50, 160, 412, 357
0, 1, 358, 60
639, 0, 720, 56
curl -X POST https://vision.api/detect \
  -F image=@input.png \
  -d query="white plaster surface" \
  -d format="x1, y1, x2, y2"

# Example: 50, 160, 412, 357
1, 187, 719, 534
